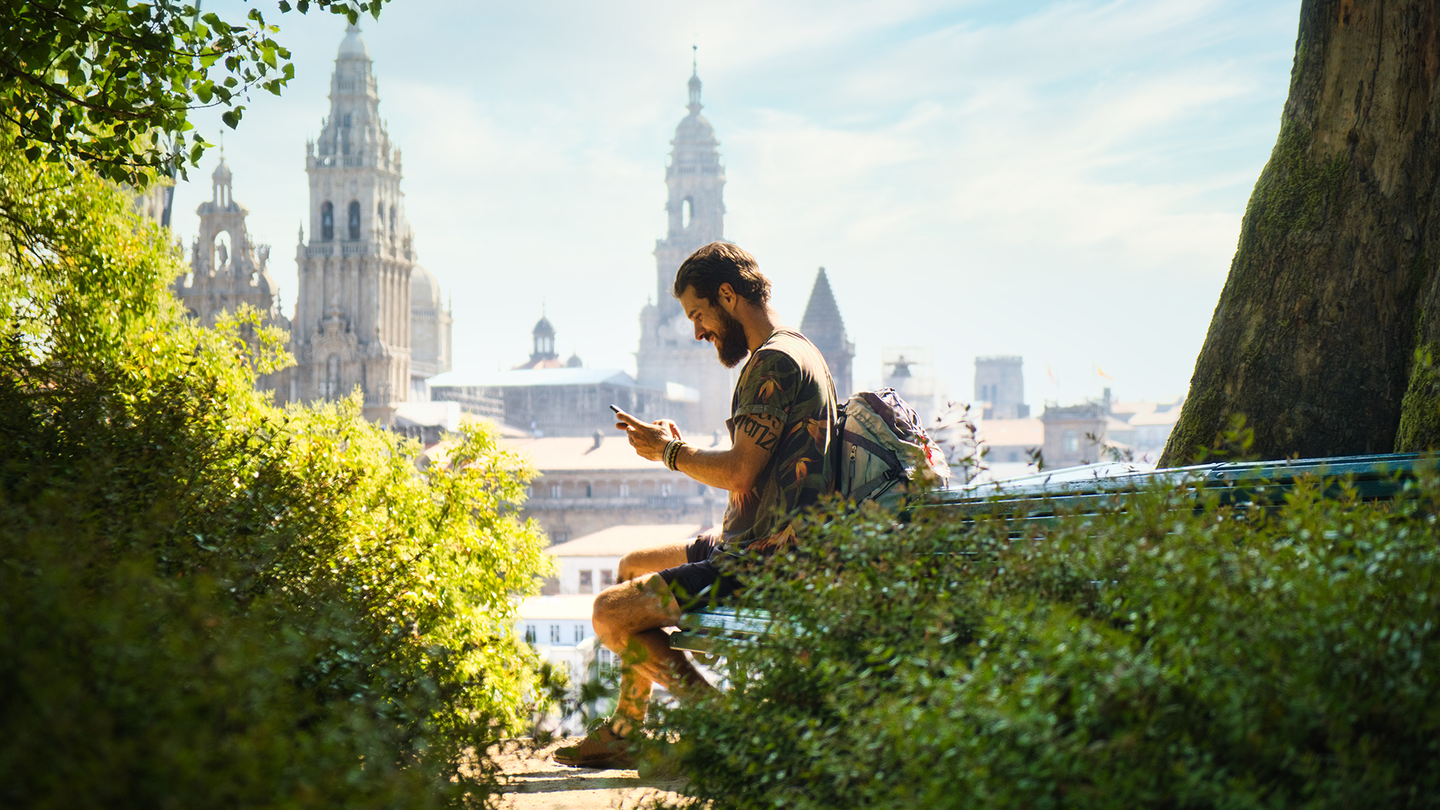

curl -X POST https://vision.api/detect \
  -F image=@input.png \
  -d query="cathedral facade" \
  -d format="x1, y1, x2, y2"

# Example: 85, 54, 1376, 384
634, 61, 738, 433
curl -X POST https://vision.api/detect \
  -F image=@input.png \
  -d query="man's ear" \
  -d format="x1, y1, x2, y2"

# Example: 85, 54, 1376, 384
716, 282, 737, 311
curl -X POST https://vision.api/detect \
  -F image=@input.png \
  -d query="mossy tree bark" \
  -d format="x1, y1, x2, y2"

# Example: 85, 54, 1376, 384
1162, 0, 1440, 465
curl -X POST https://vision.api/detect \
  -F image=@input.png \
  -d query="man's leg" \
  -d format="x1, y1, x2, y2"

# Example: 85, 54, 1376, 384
592, 572, 717, 735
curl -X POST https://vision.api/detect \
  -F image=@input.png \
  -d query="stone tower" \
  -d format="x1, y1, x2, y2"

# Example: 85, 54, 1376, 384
174, 158, 291, 396
290, 24, 415, 423
974, 356, 1029, 419
636, 55, 737, 431
799, 267, 854, 401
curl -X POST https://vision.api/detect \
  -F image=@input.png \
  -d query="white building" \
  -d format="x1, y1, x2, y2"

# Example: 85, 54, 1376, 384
516, 524, 702, 706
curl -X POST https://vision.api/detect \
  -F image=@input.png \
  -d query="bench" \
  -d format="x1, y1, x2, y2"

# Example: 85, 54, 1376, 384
669, 452, 1429, 655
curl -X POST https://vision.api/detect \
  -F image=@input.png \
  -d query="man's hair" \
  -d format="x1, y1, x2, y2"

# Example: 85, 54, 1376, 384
673, 242, 771, 305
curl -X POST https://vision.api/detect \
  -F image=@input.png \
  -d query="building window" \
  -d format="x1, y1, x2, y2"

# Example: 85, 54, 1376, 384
1063, 430, 1079, 453
660, 483, 671, 497
389, 205, 396, 237
343, 112, 352, 127
524, 624, 536, 644
579, 570, 592, 593
551, 530, 569, 543
618, 482, 630, 498
585, 483, 593, 498
347, 200, 361, 240
324, 354, 341, 400
550, 483, 562, 499
601, 570, 615, 588
574, 624, 586, 643
376, 202, 384, 231
598, 647, 618, 677
320, 201, 334, 241
549, 624, 561, 644
682, 196, 693, 229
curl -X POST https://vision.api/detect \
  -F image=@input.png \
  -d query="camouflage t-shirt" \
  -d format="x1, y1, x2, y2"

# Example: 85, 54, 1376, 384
720, 328, 838, 553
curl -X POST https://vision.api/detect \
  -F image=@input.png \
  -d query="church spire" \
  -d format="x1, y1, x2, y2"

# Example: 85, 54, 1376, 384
800, 267, 855, 400
688, 46, 702, 113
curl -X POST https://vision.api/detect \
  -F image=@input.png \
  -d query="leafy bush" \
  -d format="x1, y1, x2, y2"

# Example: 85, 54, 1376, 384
0, 142, 551, 806
655, 471, 1440, 809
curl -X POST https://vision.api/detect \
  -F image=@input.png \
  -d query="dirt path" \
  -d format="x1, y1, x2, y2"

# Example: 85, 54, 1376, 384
492, 738, 689, 810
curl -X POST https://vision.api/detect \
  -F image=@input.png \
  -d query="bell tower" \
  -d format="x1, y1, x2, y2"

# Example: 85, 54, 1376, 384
635, 53, 737, 432
290, 24, 415, 423
652, 49, 726, 321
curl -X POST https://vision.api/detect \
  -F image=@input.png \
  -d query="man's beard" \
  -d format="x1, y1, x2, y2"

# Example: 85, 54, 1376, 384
713, 307, 750, 368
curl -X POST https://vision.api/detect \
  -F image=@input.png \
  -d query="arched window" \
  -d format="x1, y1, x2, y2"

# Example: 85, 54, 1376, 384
388, 205, 396, 237
320, 202, 334, 241
325, 354, 341, 400
347, 201, 361, 240
1063, 430, 1079, 453
682, 197, 694, 229
377, 202, 385, 233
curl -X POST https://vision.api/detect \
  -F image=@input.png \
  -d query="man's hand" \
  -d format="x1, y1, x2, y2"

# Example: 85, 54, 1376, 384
614, 409, 680, 462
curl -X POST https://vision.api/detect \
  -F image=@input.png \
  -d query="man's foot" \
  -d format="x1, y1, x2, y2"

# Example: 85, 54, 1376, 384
553, 722, 634, 769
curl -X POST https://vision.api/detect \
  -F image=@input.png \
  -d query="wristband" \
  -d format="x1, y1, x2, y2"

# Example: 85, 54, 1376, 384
663, 439, 685, 471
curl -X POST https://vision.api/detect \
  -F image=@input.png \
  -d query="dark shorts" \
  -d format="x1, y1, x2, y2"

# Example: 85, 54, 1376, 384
657, 529, 744, 610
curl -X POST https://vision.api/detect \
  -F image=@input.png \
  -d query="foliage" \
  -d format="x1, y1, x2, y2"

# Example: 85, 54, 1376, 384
653, 470, 1440, 809
0, 144, 552, 807
0, 0, 391, 184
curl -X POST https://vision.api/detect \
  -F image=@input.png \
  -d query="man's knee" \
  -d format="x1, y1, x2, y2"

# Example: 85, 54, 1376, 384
591, 574, 675, 646
617, 550, 644, 583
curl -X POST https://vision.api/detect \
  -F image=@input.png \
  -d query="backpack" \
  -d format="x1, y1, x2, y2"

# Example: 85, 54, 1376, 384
834, 388, 952, 509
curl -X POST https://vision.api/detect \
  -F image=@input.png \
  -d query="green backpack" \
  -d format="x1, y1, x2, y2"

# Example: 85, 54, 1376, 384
835, 388, 951, 509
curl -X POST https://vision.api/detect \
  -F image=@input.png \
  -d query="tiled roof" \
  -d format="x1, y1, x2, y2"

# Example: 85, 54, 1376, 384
428, 367, 642, 389
978, 417, 1044, 447
504, 433, 732, 472
547, 523, 703, 557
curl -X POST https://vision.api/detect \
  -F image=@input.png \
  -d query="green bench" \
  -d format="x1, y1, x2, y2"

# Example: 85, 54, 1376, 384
668, 452, 1429, 655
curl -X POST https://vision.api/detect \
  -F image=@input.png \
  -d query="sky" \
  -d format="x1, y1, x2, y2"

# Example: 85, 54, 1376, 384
168, 0, 1303, 409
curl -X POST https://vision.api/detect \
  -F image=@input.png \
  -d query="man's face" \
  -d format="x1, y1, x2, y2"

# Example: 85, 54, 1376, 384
679, 285, 750, 368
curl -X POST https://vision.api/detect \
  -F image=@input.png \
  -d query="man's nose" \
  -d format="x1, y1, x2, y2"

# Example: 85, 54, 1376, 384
694, 321, 706, 341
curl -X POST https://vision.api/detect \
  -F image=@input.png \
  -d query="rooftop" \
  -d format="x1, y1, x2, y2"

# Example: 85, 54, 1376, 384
516, 594, 597, 621
505, 433, 731, 472
429, 367, 642, 389
547, 524, 703, 558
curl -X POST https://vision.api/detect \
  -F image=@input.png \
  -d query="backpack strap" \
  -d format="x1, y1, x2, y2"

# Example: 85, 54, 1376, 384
842, 429, 903, 471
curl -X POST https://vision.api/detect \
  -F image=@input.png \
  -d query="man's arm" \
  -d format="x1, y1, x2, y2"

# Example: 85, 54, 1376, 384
615, 410, 780, 494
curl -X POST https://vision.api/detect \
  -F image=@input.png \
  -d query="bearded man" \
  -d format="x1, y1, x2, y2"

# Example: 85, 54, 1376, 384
554, 241, 838, 768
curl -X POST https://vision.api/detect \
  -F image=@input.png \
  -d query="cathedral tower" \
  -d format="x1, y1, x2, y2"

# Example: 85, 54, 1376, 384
290, 24, 415, 422
636, 55, 736, 431
176, 158, 283, 329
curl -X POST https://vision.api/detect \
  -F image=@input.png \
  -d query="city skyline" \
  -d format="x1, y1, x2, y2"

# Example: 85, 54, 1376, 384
166, 0, 1301, 407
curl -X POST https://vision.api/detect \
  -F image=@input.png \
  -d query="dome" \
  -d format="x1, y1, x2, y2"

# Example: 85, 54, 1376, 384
674, 113, 716, 143
337, 24, 369, 59
410, 264, 441, 309
566, 352, 583, 368
532, 316, 555, 338
211, 158, 232, 182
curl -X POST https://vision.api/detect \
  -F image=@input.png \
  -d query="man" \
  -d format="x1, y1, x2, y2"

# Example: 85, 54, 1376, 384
554, 241, 837, 768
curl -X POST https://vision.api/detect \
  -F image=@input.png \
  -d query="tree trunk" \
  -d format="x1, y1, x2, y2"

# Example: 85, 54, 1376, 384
1161, 0, 1440, 466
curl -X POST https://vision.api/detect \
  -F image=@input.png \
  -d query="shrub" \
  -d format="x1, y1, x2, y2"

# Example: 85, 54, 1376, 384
0, 142, 551, 807
655, 471, 1440, 809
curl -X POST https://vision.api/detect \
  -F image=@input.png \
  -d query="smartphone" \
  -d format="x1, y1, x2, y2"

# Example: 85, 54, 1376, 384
609, 404, 623, 415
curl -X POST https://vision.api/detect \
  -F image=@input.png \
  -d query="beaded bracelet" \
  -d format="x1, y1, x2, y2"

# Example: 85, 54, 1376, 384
663, 439, 685, 471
